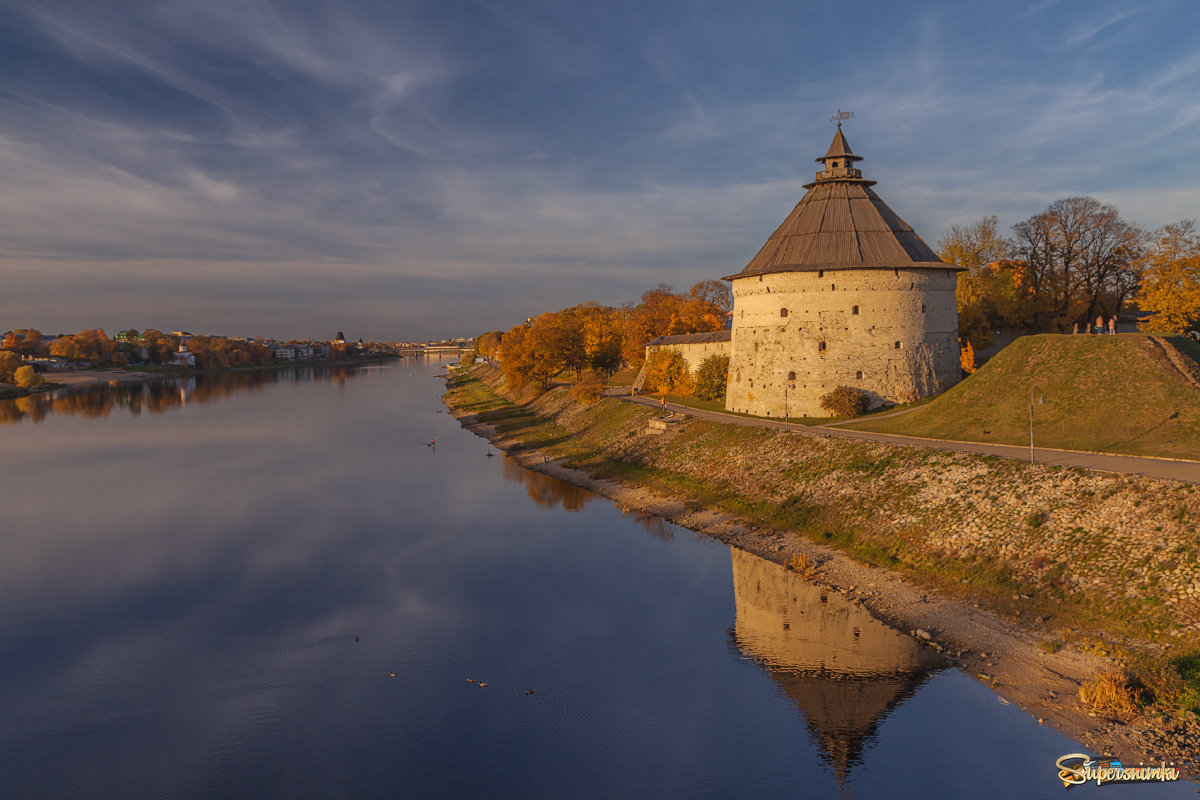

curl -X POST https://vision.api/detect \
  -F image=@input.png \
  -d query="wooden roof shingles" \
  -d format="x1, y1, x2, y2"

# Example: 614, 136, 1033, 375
726, 130, 959, 280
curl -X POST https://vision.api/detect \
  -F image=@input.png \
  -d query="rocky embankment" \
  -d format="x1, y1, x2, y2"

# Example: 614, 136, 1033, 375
445, 365, 1200, 775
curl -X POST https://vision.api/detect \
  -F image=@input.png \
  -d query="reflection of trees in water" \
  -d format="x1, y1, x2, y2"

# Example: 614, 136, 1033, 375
728, 548, 942, 785
0, 366, 363, 425
621, 509, 673, 541
499, 455, 674, 539
501, 456, 593, 512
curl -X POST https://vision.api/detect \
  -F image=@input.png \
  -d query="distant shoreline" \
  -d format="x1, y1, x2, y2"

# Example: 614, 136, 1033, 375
0, 356, 398, 400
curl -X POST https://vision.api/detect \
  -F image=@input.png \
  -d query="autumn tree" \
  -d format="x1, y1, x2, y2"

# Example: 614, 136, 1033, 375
688, 280, 732, 314
49, 329, 114, 364
140, 330, 179, 364
0, 350, 21, 382
938, 215, 1009, 274
620, 282, 728, 365
941, 216, 1038, 348
960, 340, 976, 375
498, 324, 533, 387
554, 306, 588, 379
1136, 220, 1200, 334
474, 331, 503, 360
643, 350, 694, 396
13, 365, 44, 389
1, 329, 43, 355
578, 304, 623, 374
1011, 197, 1144, 329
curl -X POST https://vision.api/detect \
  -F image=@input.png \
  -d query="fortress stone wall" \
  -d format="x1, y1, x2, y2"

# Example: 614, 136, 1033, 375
725, 268, 959, 417
720, 124, 962, 418
643, 331, 730, 375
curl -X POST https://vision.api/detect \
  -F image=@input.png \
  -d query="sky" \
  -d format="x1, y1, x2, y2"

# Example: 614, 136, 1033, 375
1, 0, 1198, 341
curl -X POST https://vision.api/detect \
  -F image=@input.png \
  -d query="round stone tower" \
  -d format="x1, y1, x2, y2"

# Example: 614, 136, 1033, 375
723, 125, 963, 418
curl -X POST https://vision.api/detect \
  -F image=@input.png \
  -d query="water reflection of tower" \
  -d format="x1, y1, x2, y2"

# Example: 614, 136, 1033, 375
729, 549, 941, 784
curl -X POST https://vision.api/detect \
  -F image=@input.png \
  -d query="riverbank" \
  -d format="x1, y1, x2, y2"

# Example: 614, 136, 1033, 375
444, 363, 1200, 775
0, 357, 397, 400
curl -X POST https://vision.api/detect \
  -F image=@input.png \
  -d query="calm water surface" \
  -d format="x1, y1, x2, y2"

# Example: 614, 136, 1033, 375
0, 363, 1191, 798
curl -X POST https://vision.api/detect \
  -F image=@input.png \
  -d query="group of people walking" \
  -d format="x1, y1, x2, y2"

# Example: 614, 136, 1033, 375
1073, 316, 1118, 335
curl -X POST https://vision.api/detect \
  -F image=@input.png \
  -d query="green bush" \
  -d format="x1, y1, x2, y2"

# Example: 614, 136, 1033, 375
820, 385, 868, 418
694, 354, 729, 401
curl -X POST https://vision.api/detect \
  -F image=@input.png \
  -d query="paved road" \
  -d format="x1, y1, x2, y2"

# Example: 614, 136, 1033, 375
620, 393, 1200, 484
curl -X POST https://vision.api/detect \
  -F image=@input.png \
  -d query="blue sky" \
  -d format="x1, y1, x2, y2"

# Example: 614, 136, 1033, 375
1, 0, 1198, 340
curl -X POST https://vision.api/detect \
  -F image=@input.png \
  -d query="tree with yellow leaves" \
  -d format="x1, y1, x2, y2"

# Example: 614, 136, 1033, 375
1136, 221, 1200, 335
960, 340, 976, 375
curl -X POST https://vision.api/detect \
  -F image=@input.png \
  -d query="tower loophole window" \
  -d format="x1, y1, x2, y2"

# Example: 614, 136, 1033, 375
852, 305, 859, 315
831, 283, 836, 291
818, 341, 827, 352
780, 308, 788, 318
818, 270, 824, 278
894, 341, 901, 349
855, 370, 863, 379
787, 371, 796, 381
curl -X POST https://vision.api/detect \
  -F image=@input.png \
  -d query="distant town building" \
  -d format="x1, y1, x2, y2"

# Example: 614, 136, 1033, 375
172, 344, 195, 367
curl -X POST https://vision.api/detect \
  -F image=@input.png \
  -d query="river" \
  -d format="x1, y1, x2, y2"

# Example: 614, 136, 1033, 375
0, 361, 1189, 798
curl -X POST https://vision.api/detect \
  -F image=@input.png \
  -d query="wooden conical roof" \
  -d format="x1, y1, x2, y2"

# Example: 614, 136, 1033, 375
820, 125, 861, 163
726, 130, 959, 280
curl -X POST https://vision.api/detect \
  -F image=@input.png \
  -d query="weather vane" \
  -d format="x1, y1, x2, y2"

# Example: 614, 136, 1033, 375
830, 109, 854, 127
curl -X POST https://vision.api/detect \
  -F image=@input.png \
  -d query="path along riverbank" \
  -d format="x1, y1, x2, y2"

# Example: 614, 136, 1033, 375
445, 364, 1200, 777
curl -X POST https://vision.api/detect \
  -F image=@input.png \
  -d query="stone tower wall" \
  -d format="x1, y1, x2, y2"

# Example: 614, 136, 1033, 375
724, 268, 960, 418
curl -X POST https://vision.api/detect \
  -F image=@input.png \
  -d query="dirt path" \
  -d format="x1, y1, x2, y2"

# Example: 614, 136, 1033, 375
1150, 336, 1200, 393
445, 391, 1200, 776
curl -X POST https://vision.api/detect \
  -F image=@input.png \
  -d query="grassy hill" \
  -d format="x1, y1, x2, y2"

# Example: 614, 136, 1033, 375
842, 333, 1200, 460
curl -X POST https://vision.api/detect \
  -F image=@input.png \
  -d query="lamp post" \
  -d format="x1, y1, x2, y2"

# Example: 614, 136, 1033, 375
784, 388, 789, 432
1029, 387, 1037, 464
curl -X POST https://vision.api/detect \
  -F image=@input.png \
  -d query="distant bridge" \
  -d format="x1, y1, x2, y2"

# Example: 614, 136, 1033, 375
393, 345, 472, 355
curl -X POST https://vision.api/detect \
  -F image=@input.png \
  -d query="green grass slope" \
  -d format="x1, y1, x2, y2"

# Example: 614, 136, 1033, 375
843, 333, 1200, 460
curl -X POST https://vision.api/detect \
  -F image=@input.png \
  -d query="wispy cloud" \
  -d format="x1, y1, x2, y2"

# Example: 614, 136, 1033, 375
0, 0, 1197, 337
1062, 10, 1135, 47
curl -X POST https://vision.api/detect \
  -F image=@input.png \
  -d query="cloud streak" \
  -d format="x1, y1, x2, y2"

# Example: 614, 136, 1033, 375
0, 0, 1197, 338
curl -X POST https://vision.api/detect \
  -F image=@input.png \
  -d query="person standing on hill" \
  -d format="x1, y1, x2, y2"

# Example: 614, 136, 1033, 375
1109, 316, 1117, 335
